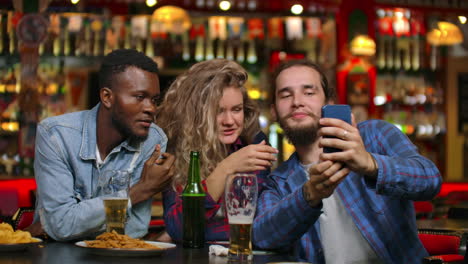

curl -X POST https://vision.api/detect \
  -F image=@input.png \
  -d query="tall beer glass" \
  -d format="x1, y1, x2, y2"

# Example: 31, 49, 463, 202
98, 170, 130, 234
225, 173, 258, 262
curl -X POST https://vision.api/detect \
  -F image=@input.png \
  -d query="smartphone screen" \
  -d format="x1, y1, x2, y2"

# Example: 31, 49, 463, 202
321, 104, 351, 153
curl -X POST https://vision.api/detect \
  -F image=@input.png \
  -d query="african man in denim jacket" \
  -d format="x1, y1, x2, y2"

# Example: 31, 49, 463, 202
31, 49, 175, 241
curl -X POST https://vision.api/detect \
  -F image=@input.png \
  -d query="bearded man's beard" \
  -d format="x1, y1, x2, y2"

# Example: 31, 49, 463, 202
278, 113, 319, 146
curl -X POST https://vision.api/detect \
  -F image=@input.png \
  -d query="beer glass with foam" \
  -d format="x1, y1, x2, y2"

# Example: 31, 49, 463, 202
98, 170, 130, 234
225, 173, 258, 262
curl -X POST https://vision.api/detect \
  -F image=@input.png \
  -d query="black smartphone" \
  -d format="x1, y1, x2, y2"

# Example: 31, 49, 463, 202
321, 104, 351, 153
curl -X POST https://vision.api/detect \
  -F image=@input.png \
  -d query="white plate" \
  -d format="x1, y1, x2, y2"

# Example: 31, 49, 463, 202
0, 238, 43, 252
75, 240, 176, 257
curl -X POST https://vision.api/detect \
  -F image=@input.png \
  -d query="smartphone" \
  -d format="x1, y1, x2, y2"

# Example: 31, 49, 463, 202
321, 104, 351, 153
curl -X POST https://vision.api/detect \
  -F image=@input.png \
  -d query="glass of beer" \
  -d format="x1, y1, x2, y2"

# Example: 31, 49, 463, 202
98, 170, 130, 234
225, 173, 258, 262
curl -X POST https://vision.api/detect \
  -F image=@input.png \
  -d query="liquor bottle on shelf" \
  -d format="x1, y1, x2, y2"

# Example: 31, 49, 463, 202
0, 13, 4, 54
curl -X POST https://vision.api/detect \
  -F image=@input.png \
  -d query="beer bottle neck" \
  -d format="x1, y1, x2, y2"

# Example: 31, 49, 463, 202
183, 151, 205, 195
187, 151, 200, 184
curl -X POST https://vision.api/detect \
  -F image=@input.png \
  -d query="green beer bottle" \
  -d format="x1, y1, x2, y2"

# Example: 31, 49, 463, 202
182, 151, 206, 248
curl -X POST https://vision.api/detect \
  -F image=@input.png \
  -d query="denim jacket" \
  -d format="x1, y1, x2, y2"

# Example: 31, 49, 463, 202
34, 104, 167, 241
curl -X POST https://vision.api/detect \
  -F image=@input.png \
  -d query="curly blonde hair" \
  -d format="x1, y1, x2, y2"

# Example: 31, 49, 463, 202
157, 59, 260, 187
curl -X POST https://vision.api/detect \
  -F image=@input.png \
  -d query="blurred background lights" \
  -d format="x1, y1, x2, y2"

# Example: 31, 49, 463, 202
146, 0, 157, 7
268, 123, 280, 150
71, 0, 79, 4
259, 115, 268, 129
247, 0, 257, 10
425, 124, 433, 135
376, 9, 385, 18
248, 89, 261, 100
395, 10, 404, 19
278, 51, 287, 60
395, 124, 402, 131
373, 96, 387, 106
219, 0, 231, 11
291, 4, 303, 15
350, 35, 376, 56
459, 16, 467, 24
417, 125, 426, 136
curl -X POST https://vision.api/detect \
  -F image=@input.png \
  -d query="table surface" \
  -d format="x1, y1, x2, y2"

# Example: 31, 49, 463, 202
0, 241, 298, 264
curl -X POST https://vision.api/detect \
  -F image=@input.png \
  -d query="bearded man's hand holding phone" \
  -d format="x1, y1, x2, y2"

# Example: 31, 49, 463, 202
321, 104, 352, 153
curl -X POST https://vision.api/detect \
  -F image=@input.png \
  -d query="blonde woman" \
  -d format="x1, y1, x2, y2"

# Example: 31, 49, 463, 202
157, 59, 278, 242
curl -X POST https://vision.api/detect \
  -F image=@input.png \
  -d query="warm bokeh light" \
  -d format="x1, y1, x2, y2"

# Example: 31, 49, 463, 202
350, 35, 376, 56
394, 10, 404, 19
146, 0, 157, 7
373, 95, 387, 106
1, 122, 19, 132
259, 115, 268, 129
152, 6, 191, 34
219, 0, 231, 11
71, 0, 79, 4
459, 16, 467, 24
427, 21, 463, 46
291, 4, 303, 15
248, 89, 261, 100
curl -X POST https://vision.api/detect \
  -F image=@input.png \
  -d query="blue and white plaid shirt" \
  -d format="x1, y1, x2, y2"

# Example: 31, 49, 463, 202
253, 119, 442, 264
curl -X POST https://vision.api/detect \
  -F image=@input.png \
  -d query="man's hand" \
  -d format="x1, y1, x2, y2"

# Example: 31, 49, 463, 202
130, 145, 175, 205
24, 221, 46, 238
302, 160, 349, 207
318, 115, 378, 178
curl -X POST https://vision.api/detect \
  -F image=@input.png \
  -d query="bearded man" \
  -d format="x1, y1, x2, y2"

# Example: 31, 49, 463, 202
252, 59, 442, 264
31, 49, 175, 241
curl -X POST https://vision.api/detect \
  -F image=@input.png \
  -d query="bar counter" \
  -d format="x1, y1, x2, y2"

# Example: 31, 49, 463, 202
0, 242, 296, 264
417, 218, 468, 232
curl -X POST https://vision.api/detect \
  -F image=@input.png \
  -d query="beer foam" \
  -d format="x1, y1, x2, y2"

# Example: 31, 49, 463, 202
228, 217, 253, 224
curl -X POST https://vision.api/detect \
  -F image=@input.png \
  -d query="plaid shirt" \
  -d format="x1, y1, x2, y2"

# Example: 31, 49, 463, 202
163, 133, 269, 242
253, 120, 442, 264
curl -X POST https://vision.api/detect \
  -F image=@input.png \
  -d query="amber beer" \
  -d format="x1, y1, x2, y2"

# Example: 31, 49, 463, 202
228, 219, 253, 260
103, 197, 128, 234
225, 173, 257, 262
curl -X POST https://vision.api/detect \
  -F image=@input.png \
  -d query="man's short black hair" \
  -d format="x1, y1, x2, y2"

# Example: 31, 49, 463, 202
99, 49, 159, 90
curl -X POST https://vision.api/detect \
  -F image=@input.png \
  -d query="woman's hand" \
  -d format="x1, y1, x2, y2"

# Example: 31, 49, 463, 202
206, 140, 278, 202
220, 140, 278, 175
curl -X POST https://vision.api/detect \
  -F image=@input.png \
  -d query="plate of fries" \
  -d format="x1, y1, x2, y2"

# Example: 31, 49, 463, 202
0, 223, 42, 252
75, 231, 176, 257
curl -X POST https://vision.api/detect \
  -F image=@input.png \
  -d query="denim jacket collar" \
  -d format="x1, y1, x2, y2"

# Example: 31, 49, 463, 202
79, 103, 142, 161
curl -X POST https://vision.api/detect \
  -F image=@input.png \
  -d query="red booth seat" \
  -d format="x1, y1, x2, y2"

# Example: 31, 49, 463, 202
437, 183, 468, 197
0, 179, 36, 208
0, 187, 19, 217
419, 230, 467, 263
